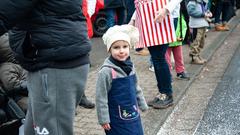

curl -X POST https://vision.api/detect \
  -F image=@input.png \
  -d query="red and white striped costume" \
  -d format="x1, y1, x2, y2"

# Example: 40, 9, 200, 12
134, 0, 176, 48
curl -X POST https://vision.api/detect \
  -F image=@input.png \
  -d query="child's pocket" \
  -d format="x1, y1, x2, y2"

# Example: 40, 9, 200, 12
118, 105, 139, 120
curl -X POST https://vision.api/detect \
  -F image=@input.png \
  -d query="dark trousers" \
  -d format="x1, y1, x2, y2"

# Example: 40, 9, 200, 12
148, 45, 172, 95
125, 0, 135, 23
237, 0, 240, 8
105, 8, 126, 28
214, 1, 234, 24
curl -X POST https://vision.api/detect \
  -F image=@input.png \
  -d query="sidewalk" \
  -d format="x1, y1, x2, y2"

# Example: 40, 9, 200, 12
74, 11, 240, 135
195, 30, 240, 135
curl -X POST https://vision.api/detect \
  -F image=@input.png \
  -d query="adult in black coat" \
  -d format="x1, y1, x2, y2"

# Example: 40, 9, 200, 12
0, 0, 91, 134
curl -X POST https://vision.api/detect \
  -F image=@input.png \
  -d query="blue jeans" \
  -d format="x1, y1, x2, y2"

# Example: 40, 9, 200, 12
125, 0, 135, 23
148, 45, 172, 95
106, 8, 116, 28
116, 7, 126, 25
106, 8, 126, 28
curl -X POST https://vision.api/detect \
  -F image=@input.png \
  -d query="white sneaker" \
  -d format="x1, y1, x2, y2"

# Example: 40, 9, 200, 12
149, 65, 155, 72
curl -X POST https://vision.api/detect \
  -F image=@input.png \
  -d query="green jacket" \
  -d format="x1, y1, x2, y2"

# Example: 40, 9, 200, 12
169, 15, 187, 47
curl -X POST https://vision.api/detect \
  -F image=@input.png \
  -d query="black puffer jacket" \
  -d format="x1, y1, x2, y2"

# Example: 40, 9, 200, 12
104, 0, 126, 9
0, 0, 91, 71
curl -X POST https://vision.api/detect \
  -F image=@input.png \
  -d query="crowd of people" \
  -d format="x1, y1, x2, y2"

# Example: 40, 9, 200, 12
0, 0, 239, 134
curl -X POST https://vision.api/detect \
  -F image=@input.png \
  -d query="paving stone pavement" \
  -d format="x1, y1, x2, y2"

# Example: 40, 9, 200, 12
74, 11, 240, 135
157, 21, 240, 135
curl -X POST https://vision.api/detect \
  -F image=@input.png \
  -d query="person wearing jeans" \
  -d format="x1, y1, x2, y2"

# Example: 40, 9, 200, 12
125, 0, 135, 23
147, 45, 173, 109
148, 45, 172, 95
104, 0, 126, 28
132, 0, 183, 109
105, 8, 116, 28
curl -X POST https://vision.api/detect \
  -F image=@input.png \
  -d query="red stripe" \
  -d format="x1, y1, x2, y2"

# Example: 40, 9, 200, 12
165, 0, 174, 42
152, 1, 160, 44
151, 1, 160, 45
158, 0, 165, 44
138, 7, 147, 46
162, 0, 169, 43
163, 19, 169, 43
134, 1, 142, 48
134, 0, 175, 47
138, 12, 145, 48
164, 0, 167, 7
167, 15, 174, 42
147, 2, 155, 46
142, 4, 151, 46
158, 23, 164, 43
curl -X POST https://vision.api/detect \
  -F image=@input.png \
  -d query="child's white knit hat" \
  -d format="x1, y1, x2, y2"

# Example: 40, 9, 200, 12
102, 24, 139, 52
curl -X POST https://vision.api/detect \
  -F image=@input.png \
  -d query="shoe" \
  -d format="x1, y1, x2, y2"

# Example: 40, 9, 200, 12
148, 65, 155, 72
147, 93, 161, 106
134, 48, 149, 56
147, 97, 159, 107
222, 24, 230, 31
215, 24, 227, 31
199, 56, 207, 63
176, 72, 190, 80
79, 98, 95, 109
191, 56, 205, 65
0, 109, 7, 124
152, 94, 173, 109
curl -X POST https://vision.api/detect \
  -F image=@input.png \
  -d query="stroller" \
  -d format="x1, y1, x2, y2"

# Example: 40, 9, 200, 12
0, 86, 25, 135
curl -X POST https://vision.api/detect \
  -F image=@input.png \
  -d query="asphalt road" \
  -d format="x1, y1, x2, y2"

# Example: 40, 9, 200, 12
194, 42, 240, 135
156, 13, 240, 135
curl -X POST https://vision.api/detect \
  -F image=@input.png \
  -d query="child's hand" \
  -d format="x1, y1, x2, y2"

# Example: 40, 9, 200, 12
128, 19, 135, 26
139, 105, 149, 112
205, 11, 212, 18
102, 123, 111, 130
154, 8, 169, 23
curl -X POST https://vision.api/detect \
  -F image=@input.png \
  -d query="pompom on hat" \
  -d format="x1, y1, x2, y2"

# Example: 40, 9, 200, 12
102, 25, 139, 52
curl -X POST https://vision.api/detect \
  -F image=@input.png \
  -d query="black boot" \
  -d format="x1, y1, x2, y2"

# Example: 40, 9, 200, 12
79, 94, 95, 109
0, 109, 7, 124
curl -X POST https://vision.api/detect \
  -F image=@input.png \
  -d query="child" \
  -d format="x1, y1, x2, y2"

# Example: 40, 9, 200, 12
166, 6, 190, 80
187, 0, 212, 64
96, 25, 148, 135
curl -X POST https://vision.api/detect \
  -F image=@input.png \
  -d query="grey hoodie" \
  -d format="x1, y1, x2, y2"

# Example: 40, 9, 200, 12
95, 57, 148, 125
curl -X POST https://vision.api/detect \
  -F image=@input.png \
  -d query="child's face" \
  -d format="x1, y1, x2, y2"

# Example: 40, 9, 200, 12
110, 40, 130, 61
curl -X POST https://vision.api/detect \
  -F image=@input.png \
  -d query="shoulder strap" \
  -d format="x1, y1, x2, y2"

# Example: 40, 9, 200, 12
179, 11, 183, 39
111, 68, 117, 79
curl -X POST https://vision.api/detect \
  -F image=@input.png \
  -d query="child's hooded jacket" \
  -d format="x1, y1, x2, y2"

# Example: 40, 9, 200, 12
96, 58, 148, 125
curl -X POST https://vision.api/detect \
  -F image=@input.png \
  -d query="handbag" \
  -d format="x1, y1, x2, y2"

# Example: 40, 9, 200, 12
5, 98, 25, 120
0, 88, 25, 120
